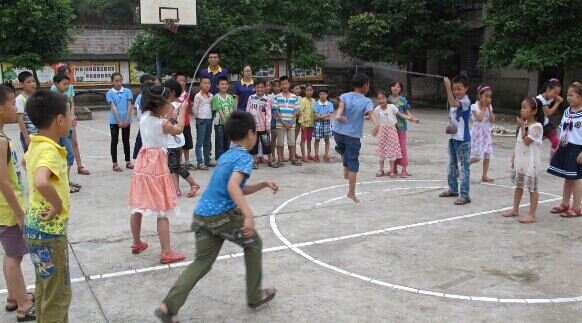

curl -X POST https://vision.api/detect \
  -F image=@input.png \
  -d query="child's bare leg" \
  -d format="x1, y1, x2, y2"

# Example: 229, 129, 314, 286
562, 180, 574, 206
253, 155, 258, 164
157, 217, 171, 255
347, 171, 359, 203
300, 141, 306, 160
271, 131, 278, 161
289, 146, 297, 160
185, 175, 197, 187
72, 128, 83, 168
343, 165, 348, 179
482, 158, 490, 178
389, 160, 396, 173
3, 256, 32, 312
171, 173, 179, 191
276, 146, 284, 161
307, 140, 312, 157
571, 179, 582, 210
324, 138, 330, 157
520, 191, 539, 222
130, 212, 143, 245
513, 188, 524, 211
378, 160, 385, 172
470, 157, 479, 164
314, 139, 320, 157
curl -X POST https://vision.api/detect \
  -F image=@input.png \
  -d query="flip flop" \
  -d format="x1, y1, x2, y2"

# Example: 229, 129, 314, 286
187, 184, 200, 198
248, 288, 277, 309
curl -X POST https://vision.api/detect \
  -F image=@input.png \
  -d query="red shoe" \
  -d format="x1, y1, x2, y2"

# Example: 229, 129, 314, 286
307, 155, 314, 160
131, 242, 148, 254
324, 155, 331, 163
160, 250, 185, 264
314, 155, 321, 163
400, 171, 409, 178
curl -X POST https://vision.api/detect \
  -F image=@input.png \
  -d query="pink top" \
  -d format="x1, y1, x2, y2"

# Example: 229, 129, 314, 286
246, 94, 272, 132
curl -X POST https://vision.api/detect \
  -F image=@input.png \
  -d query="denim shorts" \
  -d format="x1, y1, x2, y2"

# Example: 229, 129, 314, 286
59, 130, 74, 166
334, 132, 361, 172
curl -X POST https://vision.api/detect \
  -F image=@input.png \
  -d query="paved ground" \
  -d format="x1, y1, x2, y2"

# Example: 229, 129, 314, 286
1, 108, 581, 323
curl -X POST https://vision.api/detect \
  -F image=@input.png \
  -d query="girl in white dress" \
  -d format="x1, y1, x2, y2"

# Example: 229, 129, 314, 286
502, 97, 545, 223
469, 85, 496, 182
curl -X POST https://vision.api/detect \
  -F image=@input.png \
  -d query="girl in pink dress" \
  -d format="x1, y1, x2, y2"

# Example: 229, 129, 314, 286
128, 84, 186, 264
470, 85, 496, 182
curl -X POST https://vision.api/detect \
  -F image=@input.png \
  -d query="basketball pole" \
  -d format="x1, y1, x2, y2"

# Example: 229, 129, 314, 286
156, 54, 162, 78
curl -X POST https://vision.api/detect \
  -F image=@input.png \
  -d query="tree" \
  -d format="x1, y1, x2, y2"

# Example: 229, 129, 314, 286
72, 0, 138, 25
0, 0, 76, 85
338, 0, 468, 99
479, 0, 582, 72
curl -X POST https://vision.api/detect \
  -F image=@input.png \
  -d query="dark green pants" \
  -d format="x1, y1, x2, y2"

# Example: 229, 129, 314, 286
164, 208, 263, 314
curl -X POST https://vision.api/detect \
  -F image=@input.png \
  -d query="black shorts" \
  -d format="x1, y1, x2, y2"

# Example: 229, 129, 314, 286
183, 125, 193, 150
250, 131, 272, 155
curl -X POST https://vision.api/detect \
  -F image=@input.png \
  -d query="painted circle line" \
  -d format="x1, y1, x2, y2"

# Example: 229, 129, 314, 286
269, 179, 581, 304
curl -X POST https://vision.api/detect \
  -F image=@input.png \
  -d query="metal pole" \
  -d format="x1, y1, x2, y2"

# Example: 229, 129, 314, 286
156, 54, 162, 78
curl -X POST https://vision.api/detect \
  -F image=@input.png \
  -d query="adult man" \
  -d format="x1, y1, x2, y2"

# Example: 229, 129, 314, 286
200, 51, 229, 95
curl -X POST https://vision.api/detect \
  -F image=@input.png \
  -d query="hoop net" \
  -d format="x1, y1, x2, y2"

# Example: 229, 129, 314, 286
164, 19, 179, 33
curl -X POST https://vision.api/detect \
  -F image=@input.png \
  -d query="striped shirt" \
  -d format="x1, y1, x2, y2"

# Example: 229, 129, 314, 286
273, 93, 300, 128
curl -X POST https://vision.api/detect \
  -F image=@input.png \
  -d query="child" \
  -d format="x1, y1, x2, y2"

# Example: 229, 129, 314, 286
299, 84, 316, 162
173, 72, 195, 170
106, 72, 134, 171
269, 79, 282, 165
23, 90, 73, 322
155, 111, 278, 323
388, 81, 420, 177
15, 71, 36, 152
334, 73, 379, 203
0, 84, 35, 322
274, 76, 301, 166
133, 74, 155, 161
152, 76, 162, 86
536, 79, 563, 160
375, 90, 414, 177
469, 84, 496, 182
164, 79, 201, 198
128, 84, 186, 264
247, 79, 272, 168
439, 76, 472, 205
502, 98, 545, 223
313, 88, 334, 163
52, 73, 81, 193
212, 76, 234, 160
193, 76, 214, 170
547, 82, 582, 218
292, 83, 303, 150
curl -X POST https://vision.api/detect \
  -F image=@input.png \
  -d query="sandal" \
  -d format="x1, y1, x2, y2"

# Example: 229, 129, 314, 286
291, 159, 302, 166
560, 208, 582, 218
187, 184, 200, 198
551, 204, 570, 214
154, 305, 179, 323
160, 250, 185, 264
253, 163, 259, 169
481, 176, 494, 183
387, 171, 396, 178
77, 166, 90, 175
301, 158, 310, 163
400, 170, 409, 178
131, 242, 148, 254
324, 155, 331, 163
454, 197, 471, 205
69, 184, 80, 194
439, 191, 459, 198
375, 170, 384, 177
5, 293, 35, 312
268, 161, 279, 168
16, 303, 35, 322
70, 181, 81, 189
313, 155, 320, 163
112, 163, 123, 172
248, 287, 277, 309
502, 210, 519, 217
126, 162, 135, 169
519, 215, 537, 223
197, 164, 209, 171
276, 160, 285, 167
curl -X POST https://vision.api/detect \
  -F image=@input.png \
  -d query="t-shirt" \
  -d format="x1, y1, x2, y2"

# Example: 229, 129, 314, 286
536, 94, 554, 126
558, 106, 582, 145
233, 79, 255, 111
134, 94, 146, 121
24, 135, 70, 235
299, 97, 316, 127
178, 91, 191, 126
314, 100, 334, 120
449, 95, 472, 141
273, 93, 300, 127
193, 91, 213, 119
0, 133, 26, 227
470, 103, 493, 124
194, 144, 253, 216
374, 105, 399, 127
333, 92, 374, 138
16, 93, 37, 135
200, 65, 229, 95
106, 87, 133, 124
246, 94, 271, 132
389, 96, 411, 132
167, 102, 185, 149
212, 93, 235, 125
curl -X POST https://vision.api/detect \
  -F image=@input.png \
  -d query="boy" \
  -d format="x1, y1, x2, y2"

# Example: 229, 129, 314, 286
174, 72, 195, 169
52, 73, 80, 193
439, 76, 472, 205
314, 88, 335, 162
0, 84, 35, 321
246, 79, 272, 168
269, 79, 282, 165
16, 71, 37, 152
23, 90, 73, 322
212, 76, 234, 160
155, 111, 278, 323
193, 76, 214, 169
133, 73, 155, 161
333, 73, 379, 203
274, 76, 301, 166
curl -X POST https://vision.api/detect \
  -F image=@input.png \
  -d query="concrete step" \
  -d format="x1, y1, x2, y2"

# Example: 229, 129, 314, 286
75, 107, 93, 121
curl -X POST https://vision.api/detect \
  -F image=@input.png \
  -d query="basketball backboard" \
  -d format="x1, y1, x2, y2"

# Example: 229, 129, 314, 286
139, 0, 196, 26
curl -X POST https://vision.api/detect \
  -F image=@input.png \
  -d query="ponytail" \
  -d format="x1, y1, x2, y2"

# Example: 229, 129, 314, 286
141, 84, 170, 113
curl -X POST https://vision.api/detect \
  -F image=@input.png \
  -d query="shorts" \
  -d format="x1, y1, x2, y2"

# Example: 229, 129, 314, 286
59, 130, 74, 166
0, 225, 29, 257
276, 127, 296, 147
301, 127, 314, 143
334, 132, 361, 172
314, 120, 332, 139
250, 131, 272, 155
182, 125, 193, 150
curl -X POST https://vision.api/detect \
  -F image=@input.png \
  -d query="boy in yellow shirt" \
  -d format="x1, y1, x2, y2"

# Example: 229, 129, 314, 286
23, 90, 72, 322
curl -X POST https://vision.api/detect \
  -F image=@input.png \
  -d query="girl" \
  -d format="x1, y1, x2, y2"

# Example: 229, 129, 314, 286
502, 98, 545, 223
375, 90, 415, 177
388, 81, 420, 178
269, 79, 282, 166
293, 83, 303, 154
164, 79, 201, 198
470, 84, 496, 182
299, 84, 316, 162
313, 88, 334, 162
547, 82, 582, 218
106, 73, 134, 172
128, 84, 186, 264
536, 79, 563, 160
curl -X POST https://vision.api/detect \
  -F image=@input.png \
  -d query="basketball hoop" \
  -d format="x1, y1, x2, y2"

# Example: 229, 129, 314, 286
164, 18, 179, 33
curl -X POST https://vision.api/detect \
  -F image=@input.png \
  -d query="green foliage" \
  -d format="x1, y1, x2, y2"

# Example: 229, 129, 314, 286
72, 0, 137, 25
0, 0, 76, 71
479, 0, 582, 71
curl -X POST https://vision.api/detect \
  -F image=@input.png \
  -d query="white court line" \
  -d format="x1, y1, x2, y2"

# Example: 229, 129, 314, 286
77, 123, 135, 142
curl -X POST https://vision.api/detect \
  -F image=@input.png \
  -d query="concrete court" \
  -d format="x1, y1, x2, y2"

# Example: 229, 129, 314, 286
1, 108, 581, 323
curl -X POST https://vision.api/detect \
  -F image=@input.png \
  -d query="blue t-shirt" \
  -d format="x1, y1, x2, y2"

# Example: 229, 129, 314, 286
233, 80, 255, 111
314, 100, 334, 118
333, 92, 374, 138
449, 95, 471, 142
200, 66, 229, 95
106, 87, 133, 124
194, 145, 254, 216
